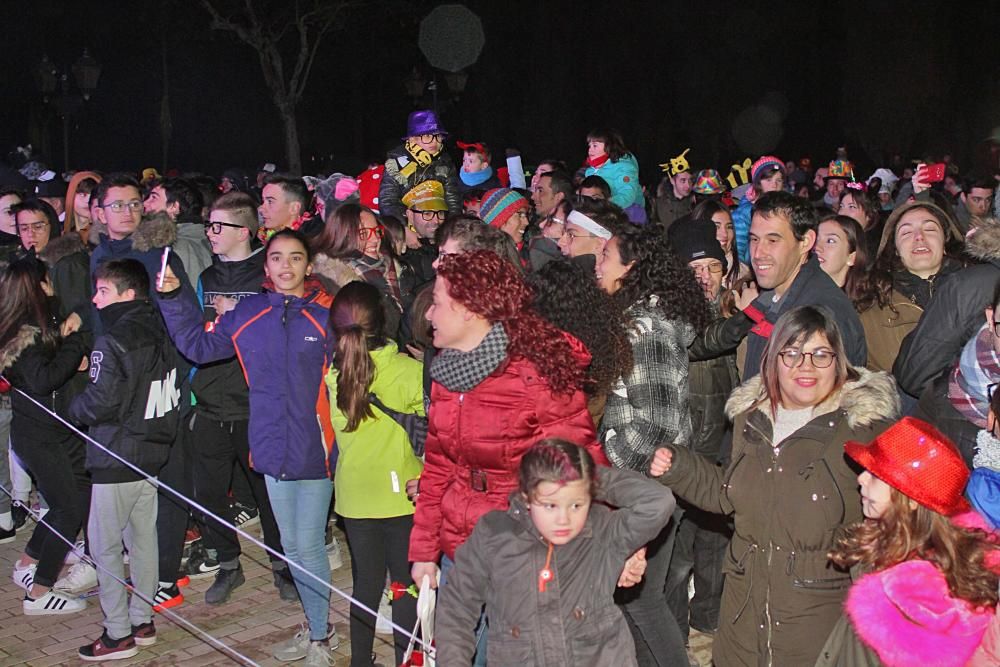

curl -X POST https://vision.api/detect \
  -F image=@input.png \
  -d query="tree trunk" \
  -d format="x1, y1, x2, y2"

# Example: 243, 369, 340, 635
280, 102, 302, 176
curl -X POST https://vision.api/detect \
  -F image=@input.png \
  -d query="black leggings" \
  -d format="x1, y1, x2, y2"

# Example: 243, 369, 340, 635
343, 515, 417, 667
11, 427, 91, 588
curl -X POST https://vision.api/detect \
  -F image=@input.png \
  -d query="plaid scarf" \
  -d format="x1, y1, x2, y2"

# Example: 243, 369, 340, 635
949, 324, 1000, 428
430, 323, 508, 393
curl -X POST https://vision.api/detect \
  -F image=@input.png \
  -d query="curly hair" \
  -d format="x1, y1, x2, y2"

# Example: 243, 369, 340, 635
612, 223, 712, 331
854, 201, 965, 314
829, 488, 999, 608
436, 250, 585, 395
528, 260, 633, 397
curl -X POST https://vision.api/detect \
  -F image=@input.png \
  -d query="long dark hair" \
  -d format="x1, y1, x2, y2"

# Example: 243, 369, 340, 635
612, 223, 712, 331
855, 201, 963, 314
312, 203, 376, 258
329, 281, 387, 432
0, 258, 51, 349
817, 214, 868, 302
529, 260, 633, 397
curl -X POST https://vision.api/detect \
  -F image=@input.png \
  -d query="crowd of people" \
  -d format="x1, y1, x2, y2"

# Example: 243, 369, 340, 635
1, 109, 1000, 666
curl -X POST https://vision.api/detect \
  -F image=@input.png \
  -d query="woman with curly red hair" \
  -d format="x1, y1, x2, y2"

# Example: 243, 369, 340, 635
407, 250, 610, 653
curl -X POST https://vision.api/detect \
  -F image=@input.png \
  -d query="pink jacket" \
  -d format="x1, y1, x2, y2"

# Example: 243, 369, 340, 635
846, 512, 998, 667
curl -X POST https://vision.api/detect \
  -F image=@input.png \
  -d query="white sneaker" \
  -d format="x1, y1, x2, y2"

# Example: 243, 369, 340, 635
23, 589, 87, 615
55, 560, 98, 593
272, 624, 338, 662
376, 591, 393, 635
12, 561, 36, 592
326, 536, 343, 570
303, 640, 336, 666
63, 539, 87, 566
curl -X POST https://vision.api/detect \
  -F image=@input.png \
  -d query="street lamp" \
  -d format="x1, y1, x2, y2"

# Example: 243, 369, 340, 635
34, 50, 102, 172
404, 67, 426, 106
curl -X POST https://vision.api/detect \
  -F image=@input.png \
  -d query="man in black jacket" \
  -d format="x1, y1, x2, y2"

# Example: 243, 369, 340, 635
741, 191, 867, 377
71, 259, 178, 660
186, 192, 294, 603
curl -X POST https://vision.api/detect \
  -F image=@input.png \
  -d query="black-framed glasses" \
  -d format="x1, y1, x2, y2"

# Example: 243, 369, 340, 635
418, 133, 444, 144
778, 349, 837, 369
416, 210, 446, 222
204, 220, 245, 234
358, 226, 385, 241
103, 200, 143, 213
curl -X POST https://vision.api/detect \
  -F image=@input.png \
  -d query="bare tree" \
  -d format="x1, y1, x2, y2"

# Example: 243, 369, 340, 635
201, 0, 358, 175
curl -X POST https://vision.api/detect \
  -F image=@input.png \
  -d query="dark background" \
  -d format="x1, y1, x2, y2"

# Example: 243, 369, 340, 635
3, 0, 1000, 182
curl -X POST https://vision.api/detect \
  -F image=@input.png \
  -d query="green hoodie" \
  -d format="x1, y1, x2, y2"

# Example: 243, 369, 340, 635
325, 340, 425, 518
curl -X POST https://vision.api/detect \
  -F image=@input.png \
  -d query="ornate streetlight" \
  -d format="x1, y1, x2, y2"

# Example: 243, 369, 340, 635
34, 50, 102, 171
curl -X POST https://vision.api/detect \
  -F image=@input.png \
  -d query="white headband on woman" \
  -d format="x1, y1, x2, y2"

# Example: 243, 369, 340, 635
567, 210, 612, 239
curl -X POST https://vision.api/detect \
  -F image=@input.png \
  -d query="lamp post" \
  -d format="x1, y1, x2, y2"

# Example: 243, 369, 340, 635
34, 50, 101, 172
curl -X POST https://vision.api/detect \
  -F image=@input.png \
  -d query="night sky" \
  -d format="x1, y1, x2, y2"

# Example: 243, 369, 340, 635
2, 1, 999, 182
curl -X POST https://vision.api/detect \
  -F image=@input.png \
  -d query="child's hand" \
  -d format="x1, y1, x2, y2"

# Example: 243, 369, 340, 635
617, 547, 647, 587
411, 562, 439, 590
156, 265, 181, 293
405, 478, 420, 501
213, 295, 238, 315
650, 448, 673, 477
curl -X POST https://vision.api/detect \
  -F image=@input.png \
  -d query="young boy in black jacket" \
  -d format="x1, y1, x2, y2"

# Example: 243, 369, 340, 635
70, 259, 180, 661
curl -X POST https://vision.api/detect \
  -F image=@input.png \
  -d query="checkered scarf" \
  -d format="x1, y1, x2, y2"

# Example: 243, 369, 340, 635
430, 323, 509, 392
948, 324, 1000, 428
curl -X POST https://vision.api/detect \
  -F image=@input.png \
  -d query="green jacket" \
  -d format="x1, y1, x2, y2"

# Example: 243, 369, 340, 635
325, 341, 424, 518
658, 368, 899, 666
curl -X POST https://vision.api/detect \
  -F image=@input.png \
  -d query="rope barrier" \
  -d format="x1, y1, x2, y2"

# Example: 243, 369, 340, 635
0, 483, 263, 666
3, 381, 433, 656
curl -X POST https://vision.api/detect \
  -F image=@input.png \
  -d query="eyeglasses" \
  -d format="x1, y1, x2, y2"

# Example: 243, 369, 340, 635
415, 210, 446, 222
103, 200, 143, 213
358, 226, 385, 241
778, 349, 837, 369
204, 220, 245, 234
16, 221, 47, 234
690, 262, 724, 276
562, 229, 598, 241
418, 133, 444, 144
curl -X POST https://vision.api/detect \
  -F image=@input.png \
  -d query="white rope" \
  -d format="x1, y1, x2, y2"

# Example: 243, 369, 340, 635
3, 381, 433, 655
0, 483, 263, 666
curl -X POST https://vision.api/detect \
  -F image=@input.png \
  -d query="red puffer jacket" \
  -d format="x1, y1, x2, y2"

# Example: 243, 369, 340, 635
408, 353, 609, 563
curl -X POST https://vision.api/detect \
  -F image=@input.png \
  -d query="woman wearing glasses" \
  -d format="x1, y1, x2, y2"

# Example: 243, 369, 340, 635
651, 306, 899, 666
311, 203, 405, 339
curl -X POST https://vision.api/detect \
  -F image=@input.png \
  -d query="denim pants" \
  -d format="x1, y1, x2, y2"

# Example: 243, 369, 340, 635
440, 553, 488, 666
266, 475, 333, 641
615, 515, 689, 667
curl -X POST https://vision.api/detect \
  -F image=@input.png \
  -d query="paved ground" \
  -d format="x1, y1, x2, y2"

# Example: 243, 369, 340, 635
0, 517, 714, 666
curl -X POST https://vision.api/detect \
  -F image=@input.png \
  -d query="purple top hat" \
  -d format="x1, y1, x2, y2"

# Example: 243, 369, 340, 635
404, 110, 448, 139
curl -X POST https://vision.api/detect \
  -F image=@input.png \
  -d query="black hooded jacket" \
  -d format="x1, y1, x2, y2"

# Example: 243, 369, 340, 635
190, 247, 265, 421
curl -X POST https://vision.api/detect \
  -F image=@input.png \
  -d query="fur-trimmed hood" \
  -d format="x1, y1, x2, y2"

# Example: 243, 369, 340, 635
846, 559, 993, 667
130, 212, 177, 253
966, 219, 1000, 263
310, 253, 362, 290
725, 366, 900, 429
38, 233, 87, 267
0, 325, 39, 375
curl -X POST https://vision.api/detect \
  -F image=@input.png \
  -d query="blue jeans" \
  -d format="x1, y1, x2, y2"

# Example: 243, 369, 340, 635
441, 553, 488, 666
266, 476, 333, 641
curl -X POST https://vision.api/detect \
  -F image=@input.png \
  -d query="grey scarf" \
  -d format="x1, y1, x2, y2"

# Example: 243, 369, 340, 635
430, 323, 509, 392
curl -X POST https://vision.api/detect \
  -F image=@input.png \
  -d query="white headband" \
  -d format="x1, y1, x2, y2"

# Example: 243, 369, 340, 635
567, 210, 612, 239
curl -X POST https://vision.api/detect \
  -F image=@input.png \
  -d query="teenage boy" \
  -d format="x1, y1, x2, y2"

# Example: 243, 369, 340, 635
187, 192, 295, 603
71, 259, 181, 661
